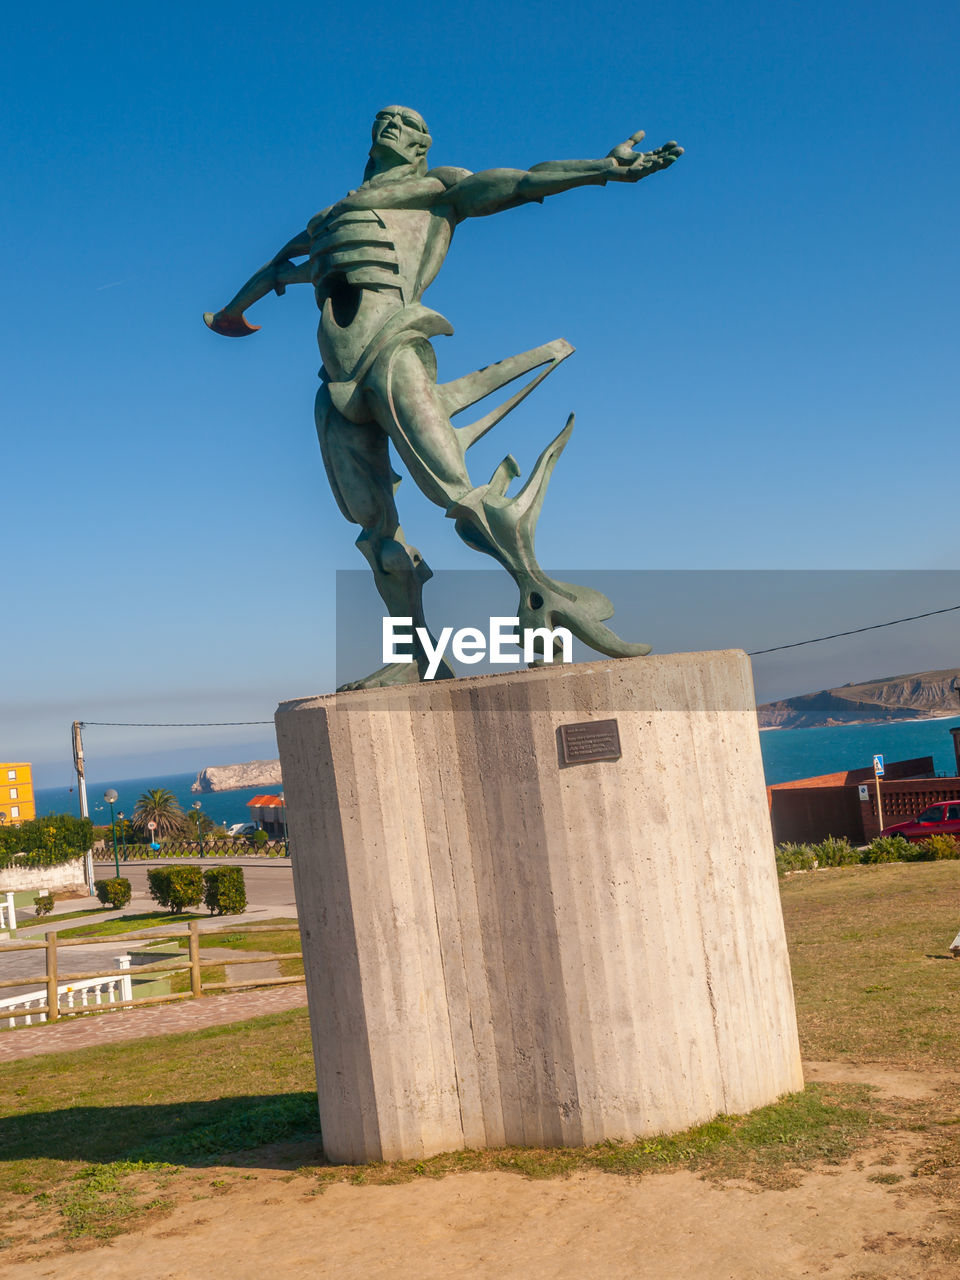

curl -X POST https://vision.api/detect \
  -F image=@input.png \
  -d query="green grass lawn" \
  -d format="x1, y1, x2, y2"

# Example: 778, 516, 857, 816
0, 1007, 876, 1237
19, 906, 113, 927
3, 860, 960, 1251
781, 859, 960, 1070
56, 912, 207, 939
0, 1009, 318, 1242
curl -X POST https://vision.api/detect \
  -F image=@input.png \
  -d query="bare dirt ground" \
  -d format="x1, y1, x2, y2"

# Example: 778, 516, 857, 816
6, 1063, 960, 1280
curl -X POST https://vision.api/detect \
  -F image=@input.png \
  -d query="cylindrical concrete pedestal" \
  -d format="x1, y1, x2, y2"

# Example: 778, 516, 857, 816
276, 650, 803, 1164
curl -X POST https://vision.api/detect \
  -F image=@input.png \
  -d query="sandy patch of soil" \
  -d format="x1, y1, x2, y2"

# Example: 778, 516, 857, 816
5, 1063, 960, 1280
7, 1164, 957, 1280
804, 1061, 957, 1102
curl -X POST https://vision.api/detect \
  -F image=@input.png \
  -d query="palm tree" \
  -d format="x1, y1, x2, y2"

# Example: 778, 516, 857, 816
132, 788, 185, 839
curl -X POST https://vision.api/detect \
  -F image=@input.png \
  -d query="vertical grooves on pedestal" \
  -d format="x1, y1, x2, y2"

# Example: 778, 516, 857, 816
411, 693, 473, 1148
277, 650, 803, 1163
277, 708, 380, 1163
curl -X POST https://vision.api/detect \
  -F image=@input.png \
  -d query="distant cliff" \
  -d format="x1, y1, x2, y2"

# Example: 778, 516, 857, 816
758, 669, 960, 730
192, 760, 282, 793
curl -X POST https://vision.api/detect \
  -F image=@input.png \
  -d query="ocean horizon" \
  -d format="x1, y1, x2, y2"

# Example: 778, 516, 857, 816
757, 713, 960, 785
32, 714, 960, 823
34, 772, 277, 828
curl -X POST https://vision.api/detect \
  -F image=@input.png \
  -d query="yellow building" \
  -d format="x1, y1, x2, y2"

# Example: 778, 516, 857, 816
0, 763, 35, 826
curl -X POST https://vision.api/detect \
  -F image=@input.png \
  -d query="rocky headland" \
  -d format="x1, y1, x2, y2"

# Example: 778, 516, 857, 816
758, 668, 960, 730
192, 759, 282, 792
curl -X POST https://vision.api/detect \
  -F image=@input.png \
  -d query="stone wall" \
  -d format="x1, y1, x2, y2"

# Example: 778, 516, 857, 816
0, 856, 87, 894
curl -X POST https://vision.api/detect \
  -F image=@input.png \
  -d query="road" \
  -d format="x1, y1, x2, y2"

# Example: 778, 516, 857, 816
0, 861, 299, 1008
90, 858, 299, 919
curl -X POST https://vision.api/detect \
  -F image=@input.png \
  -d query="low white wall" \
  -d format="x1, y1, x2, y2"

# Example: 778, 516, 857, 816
0, 856, 87, 894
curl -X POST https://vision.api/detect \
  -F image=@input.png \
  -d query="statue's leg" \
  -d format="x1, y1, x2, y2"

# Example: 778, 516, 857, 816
316, 385, 455, 690
364, 341, 650, 661
363, 341, 473, 507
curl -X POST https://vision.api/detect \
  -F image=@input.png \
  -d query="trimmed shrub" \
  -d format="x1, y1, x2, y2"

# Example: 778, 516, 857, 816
915, 833, 960, 862
94, 877, 132, 909
811, 836, 859, 867
146, 868, 169, 907
252, 829, 269, 849
147, 866, 204, 913
34, 893, 54, 916
862, 834, 914, 864
203, 867, 247, 916
775, 843, 818, 876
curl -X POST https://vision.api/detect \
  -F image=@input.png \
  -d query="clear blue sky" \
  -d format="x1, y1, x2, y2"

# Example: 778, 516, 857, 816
4, 0, 958, 785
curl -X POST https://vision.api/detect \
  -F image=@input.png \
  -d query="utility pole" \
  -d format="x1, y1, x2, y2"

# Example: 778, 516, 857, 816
71, 721, 89, 819
72, 721, 95, 895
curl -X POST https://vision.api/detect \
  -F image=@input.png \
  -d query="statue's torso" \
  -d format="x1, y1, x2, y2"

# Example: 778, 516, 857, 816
306, 172, 464, 381
308, 205, 448, 300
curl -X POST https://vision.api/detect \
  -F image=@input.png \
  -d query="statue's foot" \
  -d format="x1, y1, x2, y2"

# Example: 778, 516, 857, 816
336, 658, 455, 692
519, 577, 651, 662
337, 662, 422, 692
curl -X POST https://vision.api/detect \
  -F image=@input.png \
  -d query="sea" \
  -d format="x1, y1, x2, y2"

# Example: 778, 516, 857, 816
757, 714, 960, 784
33, 714, 960, 821
34, 774, 278, 827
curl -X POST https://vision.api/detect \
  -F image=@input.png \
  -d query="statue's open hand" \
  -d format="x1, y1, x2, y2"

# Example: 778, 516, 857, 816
607, 131, 683, 181
203, 309, 260, 338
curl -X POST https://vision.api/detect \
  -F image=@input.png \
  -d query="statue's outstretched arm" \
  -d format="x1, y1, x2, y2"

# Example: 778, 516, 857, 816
204, 230, 312, 337
448, 131, 682, 220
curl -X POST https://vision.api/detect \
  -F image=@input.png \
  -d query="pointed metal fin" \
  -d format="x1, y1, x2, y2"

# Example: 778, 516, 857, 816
438, 338, 574, 451
488, 455, 521, 497
503, 414, 575, 530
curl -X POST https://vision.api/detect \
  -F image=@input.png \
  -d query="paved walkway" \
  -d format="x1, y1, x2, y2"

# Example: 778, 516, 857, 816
0, 984, 308, 1063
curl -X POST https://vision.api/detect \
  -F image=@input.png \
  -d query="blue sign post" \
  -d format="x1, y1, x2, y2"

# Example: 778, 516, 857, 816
872, 754, 885, 833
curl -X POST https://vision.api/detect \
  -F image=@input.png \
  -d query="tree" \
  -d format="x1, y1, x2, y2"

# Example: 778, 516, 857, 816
188, 807, 217, 839
132, 788, 185, 839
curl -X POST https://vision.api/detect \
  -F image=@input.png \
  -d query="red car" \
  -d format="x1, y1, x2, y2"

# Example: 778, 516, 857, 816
881, 801, 960, 842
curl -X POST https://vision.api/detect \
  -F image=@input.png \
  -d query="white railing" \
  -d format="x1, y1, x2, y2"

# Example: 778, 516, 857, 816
0, 955, 132, 1028
0, 892, 16, 932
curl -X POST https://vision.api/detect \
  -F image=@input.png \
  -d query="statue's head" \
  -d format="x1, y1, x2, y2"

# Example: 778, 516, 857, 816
368, 106, 432, 173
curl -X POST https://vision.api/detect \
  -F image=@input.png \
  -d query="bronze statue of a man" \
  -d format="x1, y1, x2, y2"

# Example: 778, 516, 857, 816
206, 107, 682, 688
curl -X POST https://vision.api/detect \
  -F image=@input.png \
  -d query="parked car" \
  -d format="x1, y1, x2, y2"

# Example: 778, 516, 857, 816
226, 822, 257, 837
881, 801, 960, 842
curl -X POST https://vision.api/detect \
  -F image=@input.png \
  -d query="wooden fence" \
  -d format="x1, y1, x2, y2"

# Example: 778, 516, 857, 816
0, 921, 303, 1024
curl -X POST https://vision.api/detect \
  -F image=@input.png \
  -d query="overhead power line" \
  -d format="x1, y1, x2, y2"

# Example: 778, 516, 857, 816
79, 720, 274, 727
748, 603, 960, 656
74, 603, 960, 720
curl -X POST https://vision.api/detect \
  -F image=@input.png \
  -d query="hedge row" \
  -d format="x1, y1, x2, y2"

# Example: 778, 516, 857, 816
0, 815, 93, 869
775, 832, 960, 876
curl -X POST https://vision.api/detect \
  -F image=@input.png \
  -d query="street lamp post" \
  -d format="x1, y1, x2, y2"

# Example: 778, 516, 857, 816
104, 789, 120, 877
117, 812, 128, 862
0, 812, 6, 827
279, 791, 289, 857
192, 801, 204, 858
